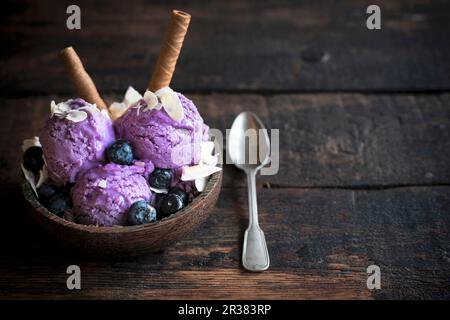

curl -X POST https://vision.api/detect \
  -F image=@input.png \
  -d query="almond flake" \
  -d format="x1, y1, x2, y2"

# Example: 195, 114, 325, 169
159, 91, 184, 122
53, 102, 71, 116
109, 102, 128, 120
202, 153, 219, 166
201, 141, 215, 157
50, 101, 57, 117
150, 187, 168, 194
98, 179, 107, 189
195, 177, 207, 192
181, 164, 222, 181
143, 90, 159, 109
66, 110, 88, 123
123, 86, 143, 106
155, 87, 173, 97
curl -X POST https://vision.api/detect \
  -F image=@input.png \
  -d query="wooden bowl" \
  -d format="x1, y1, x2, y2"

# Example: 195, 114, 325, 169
22, 170, 222, 258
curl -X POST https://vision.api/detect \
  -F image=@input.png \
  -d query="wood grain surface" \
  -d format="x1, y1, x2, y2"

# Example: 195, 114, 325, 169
0, 0, 449, 300
0, 186, 449, 299
1, 0, 450, 95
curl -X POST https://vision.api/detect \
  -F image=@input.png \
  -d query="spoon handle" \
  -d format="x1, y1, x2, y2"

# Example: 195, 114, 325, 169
242, 169, 270, 272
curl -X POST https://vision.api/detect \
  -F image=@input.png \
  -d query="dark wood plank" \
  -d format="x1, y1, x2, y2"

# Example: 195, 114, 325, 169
2, 93, 449, 189
1, 0, 450, 95
207, 93, 450, 188
0, 186, 448, 299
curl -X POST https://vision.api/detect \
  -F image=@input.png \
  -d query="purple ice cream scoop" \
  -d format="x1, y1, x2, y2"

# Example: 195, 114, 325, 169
114, 93, 209, 169
71, 163, 152, 226
40, 99, 115, 185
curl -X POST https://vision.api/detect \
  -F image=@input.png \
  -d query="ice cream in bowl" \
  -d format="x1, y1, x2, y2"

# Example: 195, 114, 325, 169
21, 11, 222, 257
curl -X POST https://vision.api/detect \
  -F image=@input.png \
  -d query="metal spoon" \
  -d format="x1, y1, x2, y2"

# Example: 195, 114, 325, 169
228, 112, 270, 272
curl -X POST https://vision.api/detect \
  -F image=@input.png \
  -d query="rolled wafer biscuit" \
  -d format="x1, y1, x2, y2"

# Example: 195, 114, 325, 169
149, 10, 191, 91
59, 47, 108, 111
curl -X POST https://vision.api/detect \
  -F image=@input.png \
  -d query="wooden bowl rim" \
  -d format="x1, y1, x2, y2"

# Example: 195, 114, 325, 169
22, 169, 222, 234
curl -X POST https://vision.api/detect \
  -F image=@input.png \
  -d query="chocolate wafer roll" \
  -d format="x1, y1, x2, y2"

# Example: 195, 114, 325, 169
148, 10, 191, 91
59, 46, 108, 111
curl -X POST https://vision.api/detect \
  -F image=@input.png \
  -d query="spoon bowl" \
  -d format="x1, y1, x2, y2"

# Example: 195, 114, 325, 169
228, 112, 270, 172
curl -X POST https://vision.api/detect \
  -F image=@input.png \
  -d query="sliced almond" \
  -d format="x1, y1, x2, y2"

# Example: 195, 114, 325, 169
98, 179, 107, 189
66, 110, 88, 123
143, 90, 159, 109
51, 101, 75, 119
155, 86, 173, 97
50, 100, 57, 117
124, 86, 143, 106
201, 141, 215, 157
150, 187, 168, 194
160, 91, 184, 121
109, 102, 128, 120
181, 164, 222, 181
195, 177, 207, 192
202, 153, 219, 166
54, 102, 71, 115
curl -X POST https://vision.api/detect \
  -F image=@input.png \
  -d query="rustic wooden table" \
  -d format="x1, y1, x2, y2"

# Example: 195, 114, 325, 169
0, 0, 449, 299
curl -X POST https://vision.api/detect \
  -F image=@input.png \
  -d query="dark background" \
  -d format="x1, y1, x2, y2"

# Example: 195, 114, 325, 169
0, 0, 449, 299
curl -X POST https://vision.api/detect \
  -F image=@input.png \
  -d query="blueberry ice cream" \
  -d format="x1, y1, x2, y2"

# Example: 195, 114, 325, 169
71, 163, 152, 226
40, 99, 115, 185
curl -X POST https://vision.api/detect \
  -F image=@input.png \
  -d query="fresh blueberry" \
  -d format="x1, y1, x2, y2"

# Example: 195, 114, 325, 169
47, 193, 72, 217
149, 168, 173, 190
169, 187, 188, 205
127, 200, 157, 225
37, 183, 60, 204
23, 146, 44, 174
158, 193, 185, 219
106, 140, 134, 165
